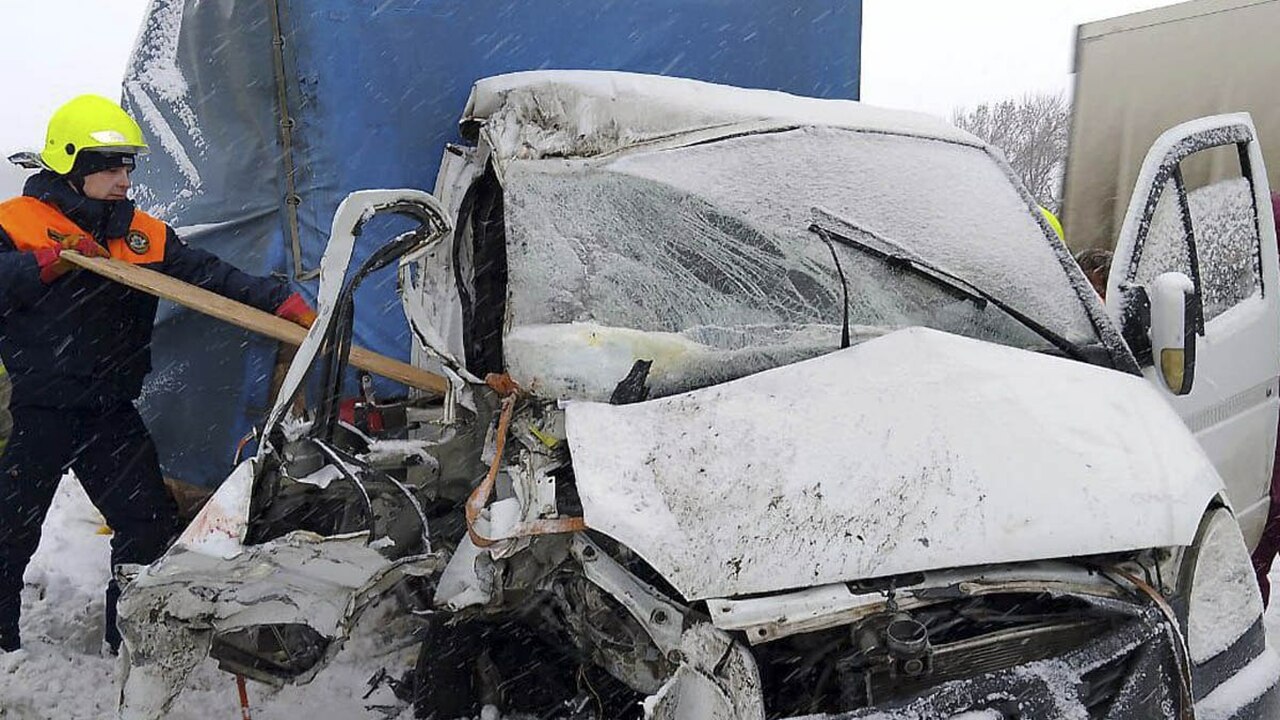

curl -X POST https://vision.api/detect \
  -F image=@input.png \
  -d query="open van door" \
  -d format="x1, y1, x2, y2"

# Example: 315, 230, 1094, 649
1106, 114, 1280, 548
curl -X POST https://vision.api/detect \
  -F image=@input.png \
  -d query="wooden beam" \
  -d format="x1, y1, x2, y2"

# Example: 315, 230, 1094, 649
63, 253, 448, 396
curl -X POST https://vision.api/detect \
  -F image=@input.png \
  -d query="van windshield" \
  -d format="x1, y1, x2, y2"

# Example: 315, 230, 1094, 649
502, 126, 1101, 356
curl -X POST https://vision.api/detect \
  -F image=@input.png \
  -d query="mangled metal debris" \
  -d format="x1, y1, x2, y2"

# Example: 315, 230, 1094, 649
119, 73, 1280, 719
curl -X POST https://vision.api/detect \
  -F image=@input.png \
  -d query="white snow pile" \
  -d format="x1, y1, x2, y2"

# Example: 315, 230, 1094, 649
0, 475, 421, 720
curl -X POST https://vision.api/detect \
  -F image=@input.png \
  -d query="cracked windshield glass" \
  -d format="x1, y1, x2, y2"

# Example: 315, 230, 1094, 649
503, 127, 1101, 357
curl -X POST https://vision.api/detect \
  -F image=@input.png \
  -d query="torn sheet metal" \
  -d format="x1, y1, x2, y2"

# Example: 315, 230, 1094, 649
262, 189, 451, 453
435, 526, 496, 611
171, 458, 256, 560
643, 624, 765, 720
565, 327, 1222, 601
707, 562, 1134, 645
463, 71, 981, 165
118, 529, 441, 720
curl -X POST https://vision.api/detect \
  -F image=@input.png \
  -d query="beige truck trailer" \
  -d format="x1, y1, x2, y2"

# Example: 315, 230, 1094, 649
1063, 0, 1280, 251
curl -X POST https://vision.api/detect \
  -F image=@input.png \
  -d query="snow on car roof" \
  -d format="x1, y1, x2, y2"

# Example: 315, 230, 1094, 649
462, 70, 984, 161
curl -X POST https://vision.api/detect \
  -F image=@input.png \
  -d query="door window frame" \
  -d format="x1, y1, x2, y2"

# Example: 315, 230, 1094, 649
1117, 122, 1259, 364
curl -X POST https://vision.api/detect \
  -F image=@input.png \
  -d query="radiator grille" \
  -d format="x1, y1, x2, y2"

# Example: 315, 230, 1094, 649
865, 618, 1109, 704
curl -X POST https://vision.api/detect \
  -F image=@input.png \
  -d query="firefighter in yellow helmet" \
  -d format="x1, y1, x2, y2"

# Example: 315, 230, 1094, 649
0, 95, 316, 655
37, 94, 150, 175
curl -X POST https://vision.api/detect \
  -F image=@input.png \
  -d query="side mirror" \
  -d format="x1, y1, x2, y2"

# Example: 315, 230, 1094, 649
1148, 271, 1197, 395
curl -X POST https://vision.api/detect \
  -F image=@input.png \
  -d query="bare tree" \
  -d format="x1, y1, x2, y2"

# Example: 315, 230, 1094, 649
952, 93, 1070, 213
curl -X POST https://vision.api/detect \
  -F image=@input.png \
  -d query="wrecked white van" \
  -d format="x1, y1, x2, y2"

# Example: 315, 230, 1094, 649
118, 72, 1280, 719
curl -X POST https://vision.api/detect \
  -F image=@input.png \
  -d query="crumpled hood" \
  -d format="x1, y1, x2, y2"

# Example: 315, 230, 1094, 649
564, 327, 1222, 601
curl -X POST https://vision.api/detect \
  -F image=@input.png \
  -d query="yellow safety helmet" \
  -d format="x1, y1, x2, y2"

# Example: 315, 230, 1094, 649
40, 95, 148, 175
1038, 206, 1064, 242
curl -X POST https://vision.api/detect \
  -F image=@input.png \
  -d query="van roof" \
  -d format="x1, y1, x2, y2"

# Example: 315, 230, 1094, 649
461, 70, 983, 161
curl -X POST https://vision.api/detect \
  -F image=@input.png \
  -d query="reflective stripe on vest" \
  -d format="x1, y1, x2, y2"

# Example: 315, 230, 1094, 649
0, 196, 167, 265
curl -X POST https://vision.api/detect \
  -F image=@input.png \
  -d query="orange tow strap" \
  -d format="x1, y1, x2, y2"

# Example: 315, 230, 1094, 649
1109, 567, 1194, 720
464, 375, 586, 548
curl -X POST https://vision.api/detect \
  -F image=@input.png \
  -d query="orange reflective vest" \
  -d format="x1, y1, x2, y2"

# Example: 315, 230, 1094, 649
0, 196, 167, 265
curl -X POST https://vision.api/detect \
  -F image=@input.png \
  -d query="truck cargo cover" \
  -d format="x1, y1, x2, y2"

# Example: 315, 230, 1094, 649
1064, 0, 1280, 251
119, 0, 863, 486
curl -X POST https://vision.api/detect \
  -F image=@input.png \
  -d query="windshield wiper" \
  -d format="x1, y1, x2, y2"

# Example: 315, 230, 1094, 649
812, 229, 853, 349
807, 207, 1088, 362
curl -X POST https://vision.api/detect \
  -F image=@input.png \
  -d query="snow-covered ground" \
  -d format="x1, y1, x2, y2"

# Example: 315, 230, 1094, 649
3, 474, 1280, 719
0, 476, 421, 719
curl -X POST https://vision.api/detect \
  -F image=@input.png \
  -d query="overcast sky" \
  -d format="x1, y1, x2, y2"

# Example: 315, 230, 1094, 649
0, 0, 1180, 160
862, 0, 1180, 115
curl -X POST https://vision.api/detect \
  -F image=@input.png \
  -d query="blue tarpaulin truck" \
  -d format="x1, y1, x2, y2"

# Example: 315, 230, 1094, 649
119, 0, 863, 489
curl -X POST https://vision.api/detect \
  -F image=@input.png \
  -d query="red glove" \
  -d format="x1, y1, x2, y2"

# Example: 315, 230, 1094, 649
275, 292, 318, 328
33, 236, 110, 285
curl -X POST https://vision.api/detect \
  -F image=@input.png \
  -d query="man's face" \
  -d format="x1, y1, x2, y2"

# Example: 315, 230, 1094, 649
1087, 268, 1109, 300
80, 166, 131, 201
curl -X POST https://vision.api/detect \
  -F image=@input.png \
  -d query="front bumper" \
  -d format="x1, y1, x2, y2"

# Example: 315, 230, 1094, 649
824, 604, 1182, 719
820, 611, 1280, 720
659, 603, 1279, 720
1192, 619, 1280, 720
1206, 660, 1280, 720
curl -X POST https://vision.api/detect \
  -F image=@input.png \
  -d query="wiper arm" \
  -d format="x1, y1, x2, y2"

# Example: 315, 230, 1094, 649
811, 229, 853, 349
807, 207, 1089, 362
809, 223, 989, 309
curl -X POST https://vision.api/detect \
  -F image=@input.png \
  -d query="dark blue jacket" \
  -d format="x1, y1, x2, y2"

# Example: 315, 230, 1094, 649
0, 172, 290, 409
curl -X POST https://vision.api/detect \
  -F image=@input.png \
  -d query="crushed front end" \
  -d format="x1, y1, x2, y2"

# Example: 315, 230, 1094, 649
116, 190, 464, 718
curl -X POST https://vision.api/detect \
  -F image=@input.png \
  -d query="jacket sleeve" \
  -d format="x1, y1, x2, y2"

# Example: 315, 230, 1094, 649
0, 226, 46, 314
157, 226, 292, 313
